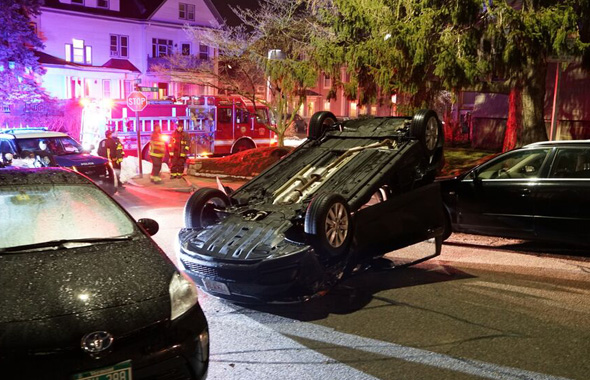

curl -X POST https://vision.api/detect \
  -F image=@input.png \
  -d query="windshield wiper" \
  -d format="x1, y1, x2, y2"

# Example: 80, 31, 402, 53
0, 235, 134, 253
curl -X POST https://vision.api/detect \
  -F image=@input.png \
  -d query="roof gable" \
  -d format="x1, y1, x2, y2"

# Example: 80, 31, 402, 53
42, 0, 165, 20
149, 0, 221, 27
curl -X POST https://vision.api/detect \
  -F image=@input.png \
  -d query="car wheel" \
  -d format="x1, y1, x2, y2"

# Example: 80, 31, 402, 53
305, 193, 353, 259
184, 188, 230, 228
231, 139, 256, 154
307, 111, 337, 140
410, 109, 443, 157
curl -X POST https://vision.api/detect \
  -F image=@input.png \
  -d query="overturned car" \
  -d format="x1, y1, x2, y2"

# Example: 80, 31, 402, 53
177, 110, 447, 303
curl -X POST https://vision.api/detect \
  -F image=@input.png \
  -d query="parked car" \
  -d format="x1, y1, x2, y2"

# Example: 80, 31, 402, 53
177, 110, 447, 304
439, 140, 590, 247
290, 114, 307, 133
0, 128, 117, 194
0, 167, 209, 379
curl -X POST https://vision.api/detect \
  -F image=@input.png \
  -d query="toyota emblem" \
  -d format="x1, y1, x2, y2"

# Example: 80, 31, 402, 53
81, 331, 114, 354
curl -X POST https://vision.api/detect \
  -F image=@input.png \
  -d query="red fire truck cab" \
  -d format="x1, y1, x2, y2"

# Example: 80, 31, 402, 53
80, 95, 276, 159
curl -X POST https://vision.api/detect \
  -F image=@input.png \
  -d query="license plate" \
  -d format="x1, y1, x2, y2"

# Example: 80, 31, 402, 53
202, 278, 231, 295
72, 360, 132, 380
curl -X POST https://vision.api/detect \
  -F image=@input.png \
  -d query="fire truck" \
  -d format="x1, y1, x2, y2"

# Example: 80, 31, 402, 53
80, 95, 276, 159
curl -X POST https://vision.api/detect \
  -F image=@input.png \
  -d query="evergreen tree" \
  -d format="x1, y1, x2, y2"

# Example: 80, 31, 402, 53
0, 0, 46, 105
311, 0, 589, 149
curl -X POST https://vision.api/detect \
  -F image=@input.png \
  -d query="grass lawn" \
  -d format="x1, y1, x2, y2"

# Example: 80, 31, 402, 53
440, 147, 498, 176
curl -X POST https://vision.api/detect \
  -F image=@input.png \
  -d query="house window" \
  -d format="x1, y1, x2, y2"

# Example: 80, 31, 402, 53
343, 71, 351, 83
124, 80, 133, 98
152, 39, 173, 58
66, 39, 91, 64
179, 3, 195, 21
71, 0, 84, 4
103, 80, 111, 98
65, 44, 72, 62
323, 74, 331, 88
199, 44, 208, 60
110, 35, 129, 58
181, 43, 191, 56
97, 0, 109, 8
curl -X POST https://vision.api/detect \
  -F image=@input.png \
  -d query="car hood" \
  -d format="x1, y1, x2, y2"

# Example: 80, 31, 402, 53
0, 238, 176, 350
54, 154, 107, 168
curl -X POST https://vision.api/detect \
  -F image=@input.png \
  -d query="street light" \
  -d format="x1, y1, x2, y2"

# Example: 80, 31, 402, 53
266, 49, 286, 102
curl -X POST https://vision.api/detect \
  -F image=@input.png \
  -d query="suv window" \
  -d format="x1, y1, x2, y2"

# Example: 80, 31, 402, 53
550, 148, 590, 178
0, 139, 16, 155
17, 137, 83, 155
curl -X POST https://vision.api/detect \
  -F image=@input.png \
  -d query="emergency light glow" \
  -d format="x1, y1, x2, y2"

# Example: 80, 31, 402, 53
80, 98, 91, 107
100, 98, 114, 109
161, 135, 170, 142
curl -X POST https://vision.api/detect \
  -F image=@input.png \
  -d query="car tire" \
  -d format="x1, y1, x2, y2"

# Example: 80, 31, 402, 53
410, 109, 443, 157
184, 188, 230, 228
231, 139, 256, 154
307, 111, 337, 140
305, 193, 353, 259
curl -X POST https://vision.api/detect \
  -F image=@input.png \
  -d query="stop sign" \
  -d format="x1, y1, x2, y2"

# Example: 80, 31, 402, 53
127, 91, 148, 112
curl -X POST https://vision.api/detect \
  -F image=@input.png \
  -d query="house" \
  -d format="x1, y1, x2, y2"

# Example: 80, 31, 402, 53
34, 0, 223, 102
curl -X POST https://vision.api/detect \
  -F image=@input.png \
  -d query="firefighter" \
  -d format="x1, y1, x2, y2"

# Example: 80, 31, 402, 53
169, 122, 190, 179
149, 123, 166, 183
97, 130, 125, 188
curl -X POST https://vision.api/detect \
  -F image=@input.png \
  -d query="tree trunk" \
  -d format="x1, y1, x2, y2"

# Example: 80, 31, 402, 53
277, 132, 285, 147
503, 62, 548, 151
520, 62, 548, 146
503, 86, 521, 152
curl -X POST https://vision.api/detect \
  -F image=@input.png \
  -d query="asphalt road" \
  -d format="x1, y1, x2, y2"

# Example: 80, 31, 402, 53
116, 178, 590, 380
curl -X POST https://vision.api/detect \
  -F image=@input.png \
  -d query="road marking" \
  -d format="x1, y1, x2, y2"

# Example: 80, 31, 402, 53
272, 320, 572, 380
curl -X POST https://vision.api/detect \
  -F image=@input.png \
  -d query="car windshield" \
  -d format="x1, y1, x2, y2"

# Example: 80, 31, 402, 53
17, 137, 84, 156
0, 184, 135, 250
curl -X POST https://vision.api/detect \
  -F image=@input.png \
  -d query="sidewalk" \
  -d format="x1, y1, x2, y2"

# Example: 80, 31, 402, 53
125, 172, 247, 193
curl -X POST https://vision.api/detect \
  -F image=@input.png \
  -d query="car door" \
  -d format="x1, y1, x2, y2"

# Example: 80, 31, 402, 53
354, 182, 444, 257
534, 146, 590, 246
452, 148, 550, 238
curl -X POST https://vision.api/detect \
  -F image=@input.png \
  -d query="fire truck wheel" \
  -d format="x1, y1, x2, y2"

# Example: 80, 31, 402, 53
308, 111, 337, 140
184, 188, 230, 229
231, 139, 256, 154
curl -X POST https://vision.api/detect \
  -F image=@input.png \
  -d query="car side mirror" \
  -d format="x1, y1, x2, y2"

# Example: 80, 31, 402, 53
465, 170, 483, 184
138, 218, 159, 236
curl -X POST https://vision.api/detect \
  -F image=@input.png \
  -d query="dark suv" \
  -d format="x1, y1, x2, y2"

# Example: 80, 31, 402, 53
0, 128, 117, 194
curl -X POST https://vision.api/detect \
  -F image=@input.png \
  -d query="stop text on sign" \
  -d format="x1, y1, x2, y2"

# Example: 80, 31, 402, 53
127, 91, 148, 112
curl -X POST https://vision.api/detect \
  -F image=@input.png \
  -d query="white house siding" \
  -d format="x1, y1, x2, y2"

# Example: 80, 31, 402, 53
151, 0, 220, 27
34, 1, 220, 101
